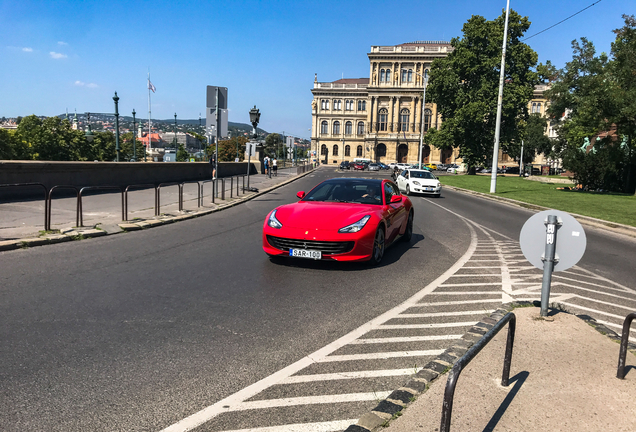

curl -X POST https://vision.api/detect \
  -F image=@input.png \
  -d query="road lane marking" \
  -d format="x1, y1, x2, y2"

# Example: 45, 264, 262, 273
318, 351, 444, 362
232, 392, 393, 411
414, 299, 502, 306
158, 222, 479, 432
280, 369, 422, 383
351, 335, 462, 344
378, 322, 478, 329
220, 419, 359, 432
397, 310, 495, 318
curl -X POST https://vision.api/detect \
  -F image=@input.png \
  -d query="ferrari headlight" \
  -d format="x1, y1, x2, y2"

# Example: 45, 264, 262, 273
267, 209, 283, 229
413, 181, 421, 186
338, 215, 370, 233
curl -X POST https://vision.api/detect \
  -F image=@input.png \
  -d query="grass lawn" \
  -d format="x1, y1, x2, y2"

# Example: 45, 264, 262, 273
439, 174, 636, 227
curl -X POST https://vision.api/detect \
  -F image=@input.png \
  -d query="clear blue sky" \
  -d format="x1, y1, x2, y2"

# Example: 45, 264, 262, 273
1, 0, 632, 138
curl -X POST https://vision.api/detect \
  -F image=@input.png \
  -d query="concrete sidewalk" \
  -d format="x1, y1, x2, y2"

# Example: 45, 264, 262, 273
0, 165, 317, 250
352, 306, 636, 432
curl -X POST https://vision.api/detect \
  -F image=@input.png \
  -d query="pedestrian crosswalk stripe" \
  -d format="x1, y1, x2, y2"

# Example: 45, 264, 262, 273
318, 350, 444, 362
219, 419, 359, 432
280, 369, 421, 383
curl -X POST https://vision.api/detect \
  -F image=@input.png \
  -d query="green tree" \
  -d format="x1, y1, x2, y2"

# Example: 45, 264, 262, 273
119, 132, 144, 161
0, 128, 17, 159
264, 133, 282, 158
426, 9, 541, 172
546, 15, 636, 193
176, 143, 189, 162
214, 136, 247, 161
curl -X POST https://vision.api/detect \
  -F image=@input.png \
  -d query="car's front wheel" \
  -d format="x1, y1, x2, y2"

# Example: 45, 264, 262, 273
406, 185, 411, 196
369, 226, 385, 266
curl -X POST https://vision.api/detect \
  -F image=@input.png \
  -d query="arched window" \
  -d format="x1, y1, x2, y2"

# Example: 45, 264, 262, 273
357, 121, 364, 135
376, 143, 387, 157
537, 102, 542, 113
333, 145, 338, 156
408, 69, 413, 82
321, 121, 328, 134
400, 108, 410, 132
385, 69, 391, 82
333, 121, 340, 135
380, 69, 385, 82
345, 145, 351, 156
424, 108, 432, 132
378, 108, 388, 132
321, 144, 327, 155
356, 145, 363, 157
333, 100, 341, 110
401, 69, 407, 82
345, 121, 352, 135
531, 103, 536, 113
321, 99, 329, 110
345, 100, 354, 111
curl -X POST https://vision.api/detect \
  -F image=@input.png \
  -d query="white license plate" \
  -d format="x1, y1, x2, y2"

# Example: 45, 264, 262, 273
290, 249, 322, 260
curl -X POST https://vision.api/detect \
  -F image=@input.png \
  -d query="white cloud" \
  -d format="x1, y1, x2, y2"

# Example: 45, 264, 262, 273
22, 47, 33, 52
50, 51, 67, 59
57, 41, 68, 46
75, 80, 98, 88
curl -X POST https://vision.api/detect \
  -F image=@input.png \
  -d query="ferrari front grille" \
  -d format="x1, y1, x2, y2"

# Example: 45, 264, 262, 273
266, 236, 354, 255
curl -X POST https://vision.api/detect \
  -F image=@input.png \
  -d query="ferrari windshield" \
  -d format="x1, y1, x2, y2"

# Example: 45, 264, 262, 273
410, 171, 436, 179
302, 178, 384, 205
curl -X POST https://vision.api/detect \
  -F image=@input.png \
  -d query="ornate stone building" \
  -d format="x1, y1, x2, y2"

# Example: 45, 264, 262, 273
311, 41, 460, 166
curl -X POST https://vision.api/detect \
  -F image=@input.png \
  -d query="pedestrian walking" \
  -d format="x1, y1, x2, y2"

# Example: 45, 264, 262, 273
272, 158, 278, 176
210, 151, 217, 179
264, 155, 269, 177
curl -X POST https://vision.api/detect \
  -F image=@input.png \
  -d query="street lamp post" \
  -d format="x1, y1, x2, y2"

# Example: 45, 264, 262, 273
173, 113, 178, 154
113, 92, 120, 162
132, 109, 137, 162
248, 105, 261, 190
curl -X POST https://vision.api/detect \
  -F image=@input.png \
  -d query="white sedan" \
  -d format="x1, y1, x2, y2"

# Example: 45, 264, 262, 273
396, 169, 442, 197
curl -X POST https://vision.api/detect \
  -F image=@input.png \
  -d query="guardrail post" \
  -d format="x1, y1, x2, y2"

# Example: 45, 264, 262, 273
617, 312, 636, 379
230, 177, 233, 198
440, 312, 516, 432
221, 179, 225, 200
212, 179, 215, 203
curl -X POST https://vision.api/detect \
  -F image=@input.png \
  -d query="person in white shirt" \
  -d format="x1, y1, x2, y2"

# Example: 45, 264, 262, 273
272, 158, 278, 176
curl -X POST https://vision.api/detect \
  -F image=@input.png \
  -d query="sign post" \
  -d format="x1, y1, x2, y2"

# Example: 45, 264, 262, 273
520, 210, 587, 317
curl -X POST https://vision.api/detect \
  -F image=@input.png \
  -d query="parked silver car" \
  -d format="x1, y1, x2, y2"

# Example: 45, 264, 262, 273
368, 163, 380, 171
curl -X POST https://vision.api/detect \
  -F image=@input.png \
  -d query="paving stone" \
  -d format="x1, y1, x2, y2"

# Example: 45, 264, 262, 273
119, 223, 142, 231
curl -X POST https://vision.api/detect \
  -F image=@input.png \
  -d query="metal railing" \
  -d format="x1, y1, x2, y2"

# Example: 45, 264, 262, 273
617, 312, 636, 379
0, 183, 48, 230
124, 184, 157, 221
79, 186, 124, 227
440, 312, 516, 432
156, 183, 183, 216
47, 185, 80, 230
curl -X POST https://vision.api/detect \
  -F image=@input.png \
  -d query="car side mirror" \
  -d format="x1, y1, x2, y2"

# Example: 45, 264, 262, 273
390, 195, 402, 203
296, 191, 306, 199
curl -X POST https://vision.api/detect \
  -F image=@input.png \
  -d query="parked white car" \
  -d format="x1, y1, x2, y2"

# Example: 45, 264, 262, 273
446, 164, 462, 174
396, 169, 442, 197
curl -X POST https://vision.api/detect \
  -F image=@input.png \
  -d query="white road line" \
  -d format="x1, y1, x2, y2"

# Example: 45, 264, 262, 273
550, 283, 636, 302
280, 369, 421, 384
318, 351, 444, 362
398, 310, 494, 318
469, 259, 501, 262
594, 320, 636, 342
461, 266, 504, 269
415, 299, 502, 306
218, 419, 359, 432
572, 266, 636, 294
559, 301, 636, 320
427, 291, 501, 295
553, 275, 634, 291
445, 274, 504, 277
158, 221, 480, 432
232, 392, 393, 412
378, 321, 477, 329
439, 282, 502, 287
352, 335, 462, 344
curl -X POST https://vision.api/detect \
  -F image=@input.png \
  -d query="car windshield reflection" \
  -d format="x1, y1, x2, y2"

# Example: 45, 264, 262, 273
302, 179, 384, 205
410, 171, 436, 179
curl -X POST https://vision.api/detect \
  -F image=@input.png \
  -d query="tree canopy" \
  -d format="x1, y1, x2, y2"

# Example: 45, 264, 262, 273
545, 14, 636, 193
426, 9, 541, 171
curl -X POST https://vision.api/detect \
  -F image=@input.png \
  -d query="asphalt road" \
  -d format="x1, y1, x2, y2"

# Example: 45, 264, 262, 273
1, 166, 634, 432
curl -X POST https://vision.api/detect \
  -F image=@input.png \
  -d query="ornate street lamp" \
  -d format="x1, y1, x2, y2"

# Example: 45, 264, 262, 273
85, 112, 94, 142
132, 109, 137, 162
247, 105, 261, 189
173, 113, 178, 153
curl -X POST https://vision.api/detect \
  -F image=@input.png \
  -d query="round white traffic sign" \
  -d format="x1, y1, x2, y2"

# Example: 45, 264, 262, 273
519, 209, 587, 271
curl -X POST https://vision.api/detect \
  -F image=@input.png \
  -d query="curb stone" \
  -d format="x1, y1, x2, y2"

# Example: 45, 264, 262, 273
345, 301, 636, 431
0, 167, 318, 252
442, 184, 636, 239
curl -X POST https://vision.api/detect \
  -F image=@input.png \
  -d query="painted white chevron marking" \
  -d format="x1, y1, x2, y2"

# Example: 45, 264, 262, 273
231, 392, 393, 411
219, 419, 359, 432
352, 335, 462, 344
398, 310, 494, 318
415, 299, 502, 306
280, 369, 421, 383
378, 321, 478, 329
318, 350, 443, 362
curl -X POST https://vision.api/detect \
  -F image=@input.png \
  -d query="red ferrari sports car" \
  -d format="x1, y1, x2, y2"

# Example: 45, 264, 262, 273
262, 178, 414, 264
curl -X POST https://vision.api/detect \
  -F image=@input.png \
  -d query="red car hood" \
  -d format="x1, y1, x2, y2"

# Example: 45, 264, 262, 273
275, 202, 377, 230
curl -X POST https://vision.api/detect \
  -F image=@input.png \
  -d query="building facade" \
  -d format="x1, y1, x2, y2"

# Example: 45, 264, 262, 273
311, 41, 460, 166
